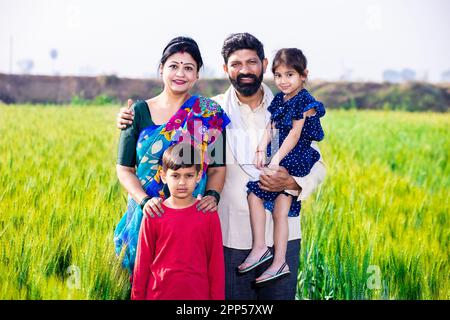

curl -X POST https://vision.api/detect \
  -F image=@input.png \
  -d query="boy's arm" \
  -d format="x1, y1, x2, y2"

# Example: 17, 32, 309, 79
207, 213, 225, 300
131, 216, 155, 300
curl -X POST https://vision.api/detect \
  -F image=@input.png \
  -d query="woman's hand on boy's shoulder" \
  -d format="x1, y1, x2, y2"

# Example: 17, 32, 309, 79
143, 197, 164, 218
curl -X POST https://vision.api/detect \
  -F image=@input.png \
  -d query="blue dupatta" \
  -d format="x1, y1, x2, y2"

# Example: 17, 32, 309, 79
114, 96, 230, 274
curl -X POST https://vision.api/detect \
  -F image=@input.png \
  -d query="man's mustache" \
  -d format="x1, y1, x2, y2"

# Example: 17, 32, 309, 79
237, 74, 257, 83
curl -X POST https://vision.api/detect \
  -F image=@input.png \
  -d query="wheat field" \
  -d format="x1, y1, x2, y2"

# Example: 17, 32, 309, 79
0, 105, 448, 299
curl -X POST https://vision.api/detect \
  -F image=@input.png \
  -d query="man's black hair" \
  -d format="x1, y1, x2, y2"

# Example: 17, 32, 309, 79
221, 33, 265, 64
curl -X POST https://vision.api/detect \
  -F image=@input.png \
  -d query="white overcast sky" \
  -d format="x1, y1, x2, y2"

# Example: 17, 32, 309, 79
1, 0, 449, 81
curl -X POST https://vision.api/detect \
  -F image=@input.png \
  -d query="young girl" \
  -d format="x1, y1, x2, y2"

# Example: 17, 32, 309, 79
238, 48, 325, 285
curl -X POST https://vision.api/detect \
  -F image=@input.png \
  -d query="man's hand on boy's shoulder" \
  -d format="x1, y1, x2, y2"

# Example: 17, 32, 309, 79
196, 195, 218, 213
117, 99, 135, 129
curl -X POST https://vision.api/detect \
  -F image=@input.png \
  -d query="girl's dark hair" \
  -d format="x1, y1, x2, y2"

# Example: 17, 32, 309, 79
272, 48, 307, 76
162, 143, 202, 173
221, 33, 265, 64
160, 36, 203, 71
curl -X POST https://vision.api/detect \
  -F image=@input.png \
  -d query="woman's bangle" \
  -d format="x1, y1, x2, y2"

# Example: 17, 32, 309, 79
139, 196, 151, 210
204, 189, 220, 204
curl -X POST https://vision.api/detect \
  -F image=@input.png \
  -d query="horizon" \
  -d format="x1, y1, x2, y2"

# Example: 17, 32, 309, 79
2, 71, 450, 85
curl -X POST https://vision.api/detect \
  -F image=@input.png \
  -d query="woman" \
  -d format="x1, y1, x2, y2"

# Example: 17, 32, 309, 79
114, 36, 230, 274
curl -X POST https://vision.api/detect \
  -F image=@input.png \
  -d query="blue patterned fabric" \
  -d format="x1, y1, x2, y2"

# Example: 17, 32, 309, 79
114, 95, 230, 274
247, 89, 325, 217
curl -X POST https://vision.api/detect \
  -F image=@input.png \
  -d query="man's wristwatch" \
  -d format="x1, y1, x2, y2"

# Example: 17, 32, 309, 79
204, 190, 220, 204
139, 196, 151, 210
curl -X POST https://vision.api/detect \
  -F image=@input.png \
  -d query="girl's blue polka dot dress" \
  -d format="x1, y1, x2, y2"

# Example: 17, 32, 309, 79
247, 88, 326, 217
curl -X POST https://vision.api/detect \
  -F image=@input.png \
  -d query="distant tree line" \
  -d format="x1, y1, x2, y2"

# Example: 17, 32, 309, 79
0, 74, 448, 112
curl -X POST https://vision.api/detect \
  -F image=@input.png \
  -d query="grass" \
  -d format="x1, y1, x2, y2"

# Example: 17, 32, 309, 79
298, 110, 449, 299
0, 105, 448, 299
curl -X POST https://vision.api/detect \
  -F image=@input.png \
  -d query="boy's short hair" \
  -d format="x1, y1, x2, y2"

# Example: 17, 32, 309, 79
162, 143, 202, 173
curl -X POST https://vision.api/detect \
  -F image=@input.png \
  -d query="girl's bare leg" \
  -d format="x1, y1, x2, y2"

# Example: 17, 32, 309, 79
238, 192, 269, 270
256, 194, 291, 280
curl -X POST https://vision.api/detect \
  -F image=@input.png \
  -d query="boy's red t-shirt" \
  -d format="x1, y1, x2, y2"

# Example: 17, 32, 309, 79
131, 201, 225, 300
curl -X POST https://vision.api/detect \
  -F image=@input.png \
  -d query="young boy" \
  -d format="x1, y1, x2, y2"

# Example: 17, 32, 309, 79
131, 143, 225, 300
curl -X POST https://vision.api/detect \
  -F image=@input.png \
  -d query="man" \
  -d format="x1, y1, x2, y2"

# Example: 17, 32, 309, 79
117, 33, 326, 300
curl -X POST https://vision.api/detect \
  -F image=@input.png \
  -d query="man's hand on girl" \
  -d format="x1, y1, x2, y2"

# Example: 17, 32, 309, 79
258, 166, 299, 192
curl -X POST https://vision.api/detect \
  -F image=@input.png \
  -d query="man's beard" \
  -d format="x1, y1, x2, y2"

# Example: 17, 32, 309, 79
229, 72, 264, 97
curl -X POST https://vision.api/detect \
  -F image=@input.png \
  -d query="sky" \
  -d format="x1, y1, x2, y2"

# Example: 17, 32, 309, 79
0, 0, 449, 82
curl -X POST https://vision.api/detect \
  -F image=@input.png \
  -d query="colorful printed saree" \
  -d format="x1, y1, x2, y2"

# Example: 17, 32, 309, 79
114, 95, 230, 274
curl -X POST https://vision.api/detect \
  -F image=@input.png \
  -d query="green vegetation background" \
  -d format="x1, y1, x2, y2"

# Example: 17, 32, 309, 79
0, 105, 448, 299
